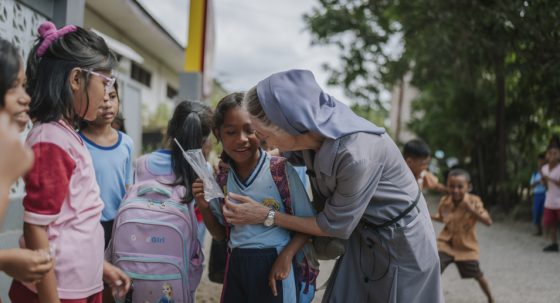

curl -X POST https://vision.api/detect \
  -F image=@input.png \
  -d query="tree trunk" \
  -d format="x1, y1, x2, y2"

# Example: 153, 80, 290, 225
495, 54, 507, 206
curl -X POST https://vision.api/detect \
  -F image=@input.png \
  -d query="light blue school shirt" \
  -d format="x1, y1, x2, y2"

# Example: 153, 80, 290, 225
531, 171, 546, 194
80, 131, 133, 221
210, 150, 315, 249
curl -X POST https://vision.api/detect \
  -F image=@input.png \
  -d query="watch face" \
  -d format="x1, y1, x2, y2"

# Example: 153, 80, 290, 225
264, 210, 275, 226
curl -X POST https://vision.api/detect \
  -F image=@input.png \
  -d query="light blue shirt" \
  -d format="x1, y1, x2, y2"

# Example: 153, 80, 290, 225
211, 150, 315, 249
531, 171, 546, 194
80, 131, 134, 221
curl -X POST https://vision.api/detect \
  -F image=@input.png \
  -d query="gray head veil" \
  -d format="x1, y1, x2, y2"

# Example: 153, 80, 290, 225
256, 69, 385, 139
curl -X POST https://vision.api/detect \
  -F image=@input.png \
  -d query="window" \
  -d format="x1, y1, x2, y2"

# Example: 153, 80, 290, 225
167, 85, 178, 99
130, 62, 151, 87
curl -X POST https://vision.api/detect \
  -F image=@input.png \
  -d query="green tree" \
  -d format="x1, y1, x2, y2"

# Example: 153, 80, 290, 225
305, 0, 560, 207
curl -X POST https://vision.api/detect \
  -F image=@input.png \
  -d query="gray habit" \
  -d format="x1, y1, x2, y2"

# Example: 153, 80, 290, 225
255, 69, 442, 302
303, 132, 443, 303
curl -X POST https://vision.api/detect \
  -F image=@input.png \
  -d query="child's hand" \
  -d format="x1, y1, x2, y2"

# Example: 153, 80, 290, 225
268, 254, 292, 296
192, 178, 210, 208
103, 261, 131, 299
0, 248, 53, 284
459, 200, 477, 214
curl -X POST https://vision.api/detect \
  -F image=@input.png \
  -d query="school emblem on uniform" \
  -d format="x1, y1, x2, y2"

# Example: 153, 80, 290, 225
262, 198, 280, 211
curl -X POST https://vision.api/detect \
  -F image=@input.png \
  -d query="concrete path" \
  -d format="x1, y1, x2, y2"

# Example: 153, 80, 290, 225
196, 196, 560, 303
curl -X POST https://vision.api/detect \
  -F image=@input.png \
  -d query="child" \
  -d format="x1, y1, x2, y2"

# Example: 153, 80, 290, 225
541, 137, 560, 252
193, 93, 316, 303
111, 112, 127, 133
132, 100, 209, 295
79, 82, 134, 248
431, 168, 494, 303
529, 152, 547, 236
8, 22, 130, 302
0, 38, 53, 285
404, 138, 447, 193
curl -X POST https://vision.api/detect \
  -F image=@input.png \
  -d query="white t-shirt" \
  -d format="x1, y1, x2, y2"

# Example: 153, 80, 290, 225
543, 163, 560, 209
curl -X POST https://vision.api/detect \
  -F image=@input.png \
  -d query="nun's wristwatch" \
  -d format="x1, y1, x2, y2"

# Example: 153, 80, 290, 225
264, 208, 276, 227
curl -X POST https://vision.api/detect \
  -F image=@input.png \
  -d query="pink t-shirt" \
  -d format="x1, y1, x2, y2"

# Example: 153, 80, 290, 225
20, 121, 105, 299
543, 163, 560, 209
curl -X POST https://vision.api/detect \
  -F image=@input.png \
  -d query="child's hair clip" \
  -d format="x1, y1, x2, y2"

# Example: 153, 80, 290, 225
36, 21, 78, 57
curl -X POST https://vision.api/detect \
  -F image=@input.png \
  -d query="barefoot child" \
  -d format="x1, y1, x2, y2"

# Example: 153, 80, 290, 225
431, 168, 494, 303
79, 82, 134, 249
541, 138, 560, 252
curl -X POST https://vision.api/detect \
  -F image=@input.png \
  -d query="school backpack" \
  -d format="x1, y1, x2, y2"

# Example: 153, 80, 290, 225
108, 155, 203, 303
215, 156, 320, 302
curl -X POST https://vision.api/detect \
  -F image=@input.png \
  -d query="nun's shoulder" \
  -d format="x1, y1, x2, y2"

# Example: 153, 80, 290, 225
336, 132, 394, 162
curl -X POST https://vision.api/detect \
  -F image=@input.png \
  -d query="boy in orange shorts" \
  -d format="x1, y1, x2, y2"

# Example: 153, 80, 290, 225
431, 168, 494, 303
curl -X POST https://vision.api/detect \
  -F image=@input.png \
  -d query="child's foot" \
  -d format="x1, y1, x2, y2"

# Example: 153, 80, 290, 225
543, 243, 559, 252
533, 226, 543, 236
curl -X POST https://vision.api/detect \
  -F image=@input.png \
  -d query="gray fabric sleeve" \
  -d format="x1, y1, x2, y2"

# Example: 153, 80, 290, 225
316, 156, 384, 239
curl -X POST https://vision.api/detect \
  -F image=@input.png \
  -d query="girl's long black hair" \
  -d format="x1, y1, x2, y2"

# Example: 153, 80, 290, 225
167, 101, 213, 203
26, 26, 117, 128
212, 92, 245, 164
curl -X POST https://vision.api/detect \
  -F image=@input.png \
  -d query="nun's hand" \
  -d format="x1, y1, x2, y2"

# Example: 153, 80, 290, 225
223, 192, 269, 225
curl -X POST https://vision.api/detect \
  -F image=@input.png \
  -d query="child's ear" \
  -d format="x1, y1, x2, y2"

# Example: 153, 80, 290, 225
69, 68, 82, 92
468, 183, 473, 192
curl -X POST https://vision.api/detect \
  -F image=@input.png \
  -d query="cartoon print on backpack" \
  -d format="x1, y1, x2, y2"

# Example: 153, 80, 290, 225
158, 283, 175, 303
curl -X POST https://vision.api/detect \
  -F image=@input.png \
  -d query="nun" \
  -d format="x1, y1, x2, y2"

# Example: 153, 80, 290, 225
224, 69, 443, 303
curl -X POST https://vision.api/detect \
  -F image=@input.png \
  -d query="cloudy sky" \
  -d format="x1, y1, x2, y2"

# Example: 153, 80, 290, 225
138, 0, 351, 104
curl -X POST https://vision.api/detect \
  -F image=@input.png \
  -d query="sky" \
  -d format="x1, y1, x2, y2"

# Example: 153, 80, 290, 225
137, 0, 351, 104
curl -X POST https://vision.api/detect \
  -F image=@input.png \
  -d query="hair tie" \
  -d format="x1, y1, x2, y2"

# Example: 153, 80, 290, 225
36, 21, 78, 57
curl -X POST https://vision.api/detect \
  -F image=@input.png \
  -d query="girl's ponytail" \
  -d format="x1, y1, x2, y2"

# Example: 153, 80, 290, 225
168, 101, 213, 203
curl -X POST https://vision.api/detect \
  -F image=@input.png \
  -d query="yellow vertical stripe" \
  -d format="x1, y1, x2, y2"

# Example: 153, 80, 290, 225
184, 0, 206, 72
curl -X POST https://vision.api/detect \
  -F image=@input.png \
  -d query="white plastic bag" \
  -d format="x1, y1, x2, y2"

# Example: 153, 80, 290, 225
174, 138, 224, 201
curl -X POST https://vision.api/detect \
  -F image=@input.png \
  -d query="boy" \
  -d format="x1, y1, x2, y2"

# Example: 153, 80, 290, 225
529, 152, 547, 236
431, 168, 494, 303
404, 139, 447, 192
541, 140, 560, 252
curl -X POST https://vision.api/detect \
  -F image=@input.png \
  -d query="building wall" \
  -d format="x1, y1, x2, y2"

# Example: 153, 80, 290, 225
84, 7, 179, 114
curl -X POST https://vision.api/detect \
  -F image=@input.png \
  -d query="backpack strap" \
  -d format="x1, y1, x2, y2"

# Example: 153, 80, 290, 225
269, 156, 320, 295
270, 157, 293, 215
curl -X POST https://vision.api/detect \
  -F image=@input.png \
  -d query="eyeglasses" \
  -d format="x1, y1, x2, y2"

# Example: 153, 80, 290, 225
80, 68, 116, 95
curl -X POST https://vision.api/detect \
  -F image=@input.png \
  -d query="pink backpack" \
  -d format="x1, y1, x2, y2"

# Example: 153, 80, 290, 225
108, 155, 203, 303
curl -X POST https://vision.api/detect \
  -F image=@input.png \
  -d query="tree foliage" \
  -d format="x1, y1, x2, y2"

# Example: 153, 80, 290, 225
304, 0, 560, 207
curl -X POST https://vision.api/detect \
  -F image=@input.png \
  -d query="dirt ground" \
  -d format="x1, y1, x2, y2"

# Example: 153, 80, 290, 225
195, 195, 560, 302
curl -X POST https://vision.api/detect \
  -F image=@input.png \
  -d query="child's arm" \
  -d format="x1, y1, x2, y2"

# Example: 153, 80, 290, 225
24, 222, 60, 303
424, 172, 448, 194
269, 232, 309, 296
192, 179, 226, 240
430, 212, 443, 222
462, 200, 492, 226
430, 197, 446, 222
